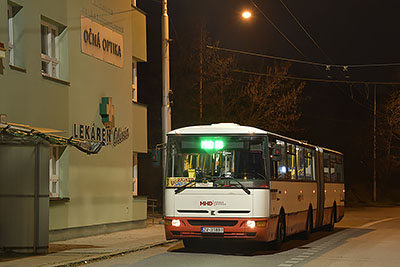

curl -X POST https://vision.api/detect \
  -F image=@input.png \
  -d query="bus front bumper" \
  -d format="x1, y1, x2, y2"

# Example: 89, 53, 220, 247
164, 217, 271, 241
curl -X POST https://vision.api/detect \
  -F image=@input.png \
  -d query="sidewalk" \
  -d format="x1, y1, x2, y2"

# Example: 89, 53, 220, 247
0, 218, 177, 267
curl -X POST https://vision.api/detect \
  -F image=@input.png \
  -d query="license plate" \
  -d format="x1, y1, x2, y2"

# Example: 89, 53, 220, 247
201, 227, 224, 233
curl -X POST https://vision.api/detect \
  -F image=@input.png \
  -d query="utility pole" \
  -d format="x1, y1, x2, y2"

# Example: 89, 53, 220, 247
373, 83, 377, 201
161, 0, 171, 214
199, 41, 203, 120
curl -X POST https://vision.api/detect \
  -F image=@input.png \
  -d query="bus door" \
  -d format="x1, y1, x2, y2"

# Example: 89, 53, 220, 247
315, 148, 325, 228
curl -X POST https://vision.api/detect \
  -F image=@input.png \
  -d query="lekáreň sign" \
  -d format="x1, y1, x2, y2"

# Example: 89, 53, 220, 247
72, 97, 129, 146
72, 124, 129, 147
80, 16, 123, 67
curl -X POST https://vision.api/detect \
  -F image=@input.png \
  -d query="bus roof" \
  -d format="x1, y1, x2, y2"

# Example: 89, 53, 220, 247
168, 123, 343, 155
168, 123, 268, 135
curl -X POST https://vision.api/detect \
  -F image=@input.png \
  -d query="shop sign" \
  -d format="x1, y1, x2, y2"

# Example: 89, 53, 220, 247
81, 16, 123, 67
72, 123, 129, 146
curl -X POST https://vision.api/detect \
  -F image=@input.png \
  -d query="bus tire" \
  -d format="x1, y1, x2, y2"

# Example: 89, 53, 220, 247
301, 208, 313, 239
272, 213, 286, 250
183, 238, 199, 249
326, 205, 336, 232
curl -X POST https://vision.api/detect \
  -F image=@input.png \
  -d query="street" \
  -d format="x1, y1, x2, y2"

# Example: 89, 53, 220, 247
87, 206, 400, 267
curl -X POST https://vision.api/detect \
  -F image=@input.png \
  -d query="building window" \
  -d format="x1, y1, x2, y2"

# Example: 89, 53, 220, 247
49, 146, 60, 197
41, 20, 60, 78
132, 61, 138, 102
8, 1, 23, 68
132, 152, 138, 196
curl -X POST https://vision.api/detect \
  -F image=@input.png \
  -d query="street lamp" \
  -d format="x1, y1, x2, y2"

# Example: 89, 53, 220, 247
242, 10, 252, 20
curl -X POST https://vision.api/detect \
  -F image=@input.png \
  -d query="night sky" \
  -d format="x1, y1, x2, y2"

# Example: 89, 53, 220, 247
136, 0, 400, 203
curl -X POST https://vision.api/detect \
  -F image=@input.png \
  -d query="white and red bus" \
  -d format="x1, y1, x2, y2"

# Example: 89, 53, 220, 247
164, 123, 344, 248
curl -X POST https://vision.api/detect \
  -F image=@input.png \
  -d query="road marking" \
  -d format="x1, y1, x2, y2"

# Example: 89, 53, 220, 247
291, 258, 304, 261
278, 264, 293, 267
302, 252, 314, 255
360, 217, 400, 228
297, 255, 309, 258
286, 260, 299, 264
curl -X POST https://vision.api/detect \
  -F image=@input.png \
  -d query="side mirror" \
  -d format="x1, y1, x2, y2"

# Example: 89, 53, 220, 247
271, 144, 282, 161
152, 148, 161, 167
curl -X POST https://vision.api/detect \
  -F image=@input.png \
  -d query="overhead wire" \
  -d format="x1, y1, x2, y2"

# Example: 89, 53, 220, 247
231, 69, 400, 86
274, 0, 375, 113
277, 0, 335, 64
249, 0, 306, 58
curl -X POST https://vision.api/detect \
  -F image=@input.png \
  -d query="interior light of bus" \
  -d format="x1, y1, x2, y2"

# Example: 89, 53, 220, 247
343, 189, 345, 193
172, 219, 181, 227
246, 220, 256, 229
279, 166, 287, 173
201, 140, 224, 150
312, 190, 316, 194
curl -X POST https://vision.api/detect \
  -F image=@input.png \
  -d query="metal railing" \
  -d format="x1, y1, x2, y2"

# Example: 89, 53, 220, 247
147, 198, 158, 225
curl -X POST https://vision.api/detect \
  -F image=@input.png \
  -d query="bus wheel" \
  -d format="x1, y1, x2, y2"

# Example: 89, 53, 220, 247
272, 214, 285, 250
326, 207, 336, 231
183, 238, 199, 249
301, 210, 312, 239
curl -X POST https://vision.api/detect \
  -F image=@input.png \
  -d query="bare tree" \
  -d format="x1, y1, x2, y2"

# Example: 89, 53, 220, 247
378, 89, 400, 186
230, 62, 305, 135
171, 23, 235, 127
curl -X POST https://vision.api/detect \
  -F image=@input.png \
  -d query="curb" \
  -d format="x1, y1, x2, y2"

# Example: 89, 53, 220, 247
52, 239, 179, 267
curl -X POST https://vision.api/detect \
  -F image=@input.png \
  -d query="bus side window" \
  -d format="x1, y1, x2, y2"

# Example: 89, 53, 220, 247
330, 153, 336, 182
270, 140, 288, 179
335, 155, 344, 182
305, 148, 313, 181
297, 146, 305, 180
323, 153, 330, 182
287, 143, 296, 180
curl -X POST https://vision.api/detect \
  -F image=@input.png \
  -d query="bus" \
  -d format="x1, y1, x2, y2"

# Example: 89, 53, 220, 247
164, 123, 344, 248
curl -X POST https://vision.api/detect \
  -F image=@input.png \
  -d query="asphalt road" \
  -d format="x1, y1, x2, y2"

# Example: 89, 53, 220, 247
87, 206, 400, 267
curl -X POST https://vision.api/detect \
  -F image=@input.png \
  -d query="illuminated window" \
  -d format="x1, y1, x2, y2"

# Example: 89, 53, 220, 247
132, 153, 138, 196
330, 154, 336, 182
323, 153, 330, 182
132, 61, 138, 102
287, 143, 296, 179
305, 148, 314, 181
276, 140, 288, 179
297, 146, 305, 180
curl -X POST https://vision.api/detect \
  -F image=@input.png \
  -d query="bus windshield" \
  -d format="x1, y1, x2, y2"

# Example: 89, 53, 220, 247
166, 135, 267, 188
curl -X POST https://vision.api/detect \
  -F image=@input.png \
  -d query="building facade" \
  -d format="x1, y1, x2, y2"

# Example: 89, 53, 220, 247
0, 0, 148, 241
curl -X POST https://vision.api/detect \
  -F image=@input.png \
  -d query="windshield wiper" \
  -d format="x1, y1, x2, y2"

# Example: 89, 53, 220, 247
174, 178, 201, 194
219, 177, 251, 195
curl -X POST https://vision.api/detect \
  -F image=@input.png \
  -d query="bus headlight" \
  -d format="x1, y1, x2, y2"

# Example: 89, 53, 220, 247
172, 219, 181, 227
246, 220, 256, 229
